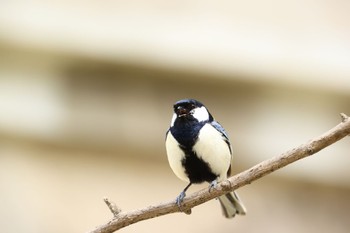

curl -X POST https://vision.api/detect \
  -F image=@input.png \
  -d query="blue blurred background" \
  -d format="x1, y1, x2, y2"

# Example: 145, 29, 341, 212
0, 1, 350, 233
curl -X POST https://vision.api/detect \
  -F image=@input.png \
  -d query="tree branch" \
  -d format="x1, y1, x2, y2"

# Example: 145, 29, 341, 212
88, 113, 350, 233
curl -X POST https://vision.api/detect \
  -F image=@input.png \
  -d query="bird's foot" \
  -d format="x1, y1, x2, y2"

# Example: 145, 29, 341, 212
176, 191, 192, 215
176, 191, 186, 208
208, 180, 218, 192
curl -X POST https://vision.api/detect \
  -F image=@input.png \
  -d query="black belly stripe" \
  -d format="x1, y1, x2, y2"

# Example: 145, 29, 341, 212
180, 146, 217, 184
170, 118, 218, 183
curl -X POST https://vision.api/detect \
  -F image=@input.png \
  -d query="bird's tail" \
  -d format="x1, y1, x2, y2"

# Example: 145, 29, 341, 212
218, 191, 246, 218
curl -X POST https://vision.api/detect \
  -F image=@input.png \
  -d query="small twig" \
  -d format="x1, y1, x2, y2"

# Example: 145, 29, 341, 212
103, 197, 121, 217
88, 113, 350, 233
340, 113, 349, 123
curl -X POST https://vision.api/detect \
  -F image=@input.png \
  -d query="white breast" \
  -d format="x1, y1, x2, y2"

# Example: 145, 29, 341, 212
193, 124, 232, 181
165, 132, 189, 182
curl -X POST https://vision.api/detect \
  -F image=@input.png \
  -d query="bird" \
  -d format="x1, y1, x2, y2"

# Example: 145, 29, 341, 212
165, 98, 246, 218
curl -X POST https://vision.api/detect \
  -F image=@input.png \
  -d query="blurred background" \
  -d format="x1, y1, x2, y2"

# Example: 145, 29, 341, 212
0, 1, 350, 233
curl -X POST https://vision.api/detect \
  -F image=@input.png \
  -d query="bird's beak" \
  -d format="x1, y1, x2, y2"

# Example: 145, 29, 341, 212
176, 106, 189, 117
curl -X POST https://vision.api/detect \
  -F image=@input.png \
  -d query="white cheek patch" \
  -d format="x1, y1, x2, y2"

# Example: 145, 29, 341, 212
191, 106, 209, 122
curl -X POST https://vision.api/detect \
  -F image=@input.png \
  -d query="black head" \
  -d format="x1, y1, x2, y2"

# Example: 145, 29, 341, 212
171, 99, 213, 125
173, 99, 204, 116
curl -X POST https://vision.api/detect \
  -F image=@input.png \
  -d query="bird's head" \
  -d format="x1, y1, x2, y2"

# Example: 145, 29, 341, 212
171, 99, 213, 126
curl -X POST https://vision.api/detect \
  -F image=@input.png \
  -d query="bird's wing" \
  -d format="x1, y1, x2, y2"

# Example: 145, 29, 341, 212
210, 121, 232, 155
211, 120, 233, 176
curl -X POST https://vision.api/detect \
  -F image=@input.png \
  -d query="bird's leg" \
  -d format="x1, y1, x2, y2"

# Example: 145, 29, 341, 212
208, 180, 218, 192
176, 182, 192, 207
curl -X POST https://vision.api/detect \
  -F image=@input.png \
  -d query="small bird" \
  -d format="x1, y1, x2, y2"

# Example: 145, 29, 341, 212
165, 99, 246, 218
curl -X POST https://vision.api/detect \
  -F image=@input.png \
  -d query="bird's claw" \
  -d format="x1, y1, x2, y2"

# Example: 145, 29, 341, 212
176, 191, 186, 208
209, 180, 218, 192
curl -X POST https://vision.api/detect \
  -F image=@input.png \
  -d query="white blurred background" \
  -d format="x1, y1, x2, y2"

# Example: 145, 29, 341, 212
0, 1, 349, 233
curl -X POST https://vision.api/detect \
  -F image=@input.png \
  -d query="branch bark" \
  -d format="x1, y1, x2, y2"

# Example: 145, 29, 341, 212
88, 113, 350, 233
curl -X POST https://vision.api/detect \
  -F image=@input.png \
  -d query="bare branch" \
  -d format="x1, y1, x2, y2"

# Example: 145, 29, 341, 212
88, 113, 350, 233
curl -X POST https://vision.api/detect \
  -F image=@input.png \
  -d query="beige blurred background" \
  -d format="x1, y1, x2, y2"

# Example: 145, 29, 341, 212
1, 1, 350, 233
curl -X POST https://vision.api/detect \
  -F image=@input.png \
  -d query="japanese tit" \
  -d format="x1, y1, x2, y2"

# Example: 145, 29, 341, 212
165, 99, 246, 218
